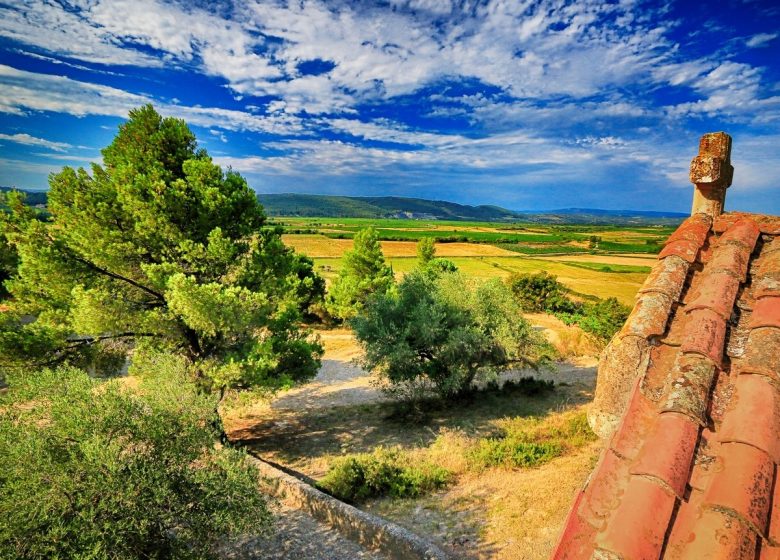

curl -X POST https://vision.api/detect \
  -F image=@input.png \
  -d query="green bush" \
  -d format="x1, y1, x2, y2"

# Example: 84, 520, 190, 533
506, 271, 579, 314
557, 297, 630, 341
318, 447, 451, 503
0, 364, 270, 560
469, 439, 564, 469
507, 271, 629, 341
352, 271, 552, 402
467, 411, 595, 470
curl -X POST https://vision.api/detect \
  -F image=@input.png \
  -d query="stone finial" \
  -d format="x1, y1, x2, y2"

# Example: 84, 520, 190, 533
690, 132, 733, 217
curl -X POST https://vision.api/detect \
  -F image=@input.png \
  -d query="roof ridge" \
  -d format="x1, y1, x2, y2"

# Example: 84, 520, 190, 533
551, 134, 780, 560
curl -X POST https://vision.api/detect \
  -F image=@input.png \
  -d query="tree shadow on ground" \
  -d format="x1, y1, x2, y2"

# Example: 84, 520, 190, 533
228, 381, 595, 476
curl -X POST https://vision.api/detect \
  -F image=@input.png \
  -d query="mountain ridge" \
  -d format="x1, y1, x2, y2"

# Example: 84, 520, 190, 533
257, 193, 686, 225
2, 187, 687, 225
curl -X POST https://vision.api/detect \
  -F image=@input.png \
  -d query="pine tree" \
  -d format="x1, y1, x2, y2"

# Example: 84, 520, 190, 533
0, 105, 322, 390
416, 237, 436, 265
326, 226, 394, 320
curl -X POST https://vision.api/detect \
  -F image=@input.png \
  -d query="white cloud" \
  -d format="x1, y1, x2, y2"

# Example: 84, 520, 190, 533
3, 0, 770, 119
0, 1, 161, 67
209, 130, 228, 143
0, 64, 305, 135
746, 33, 777, 48
0, 132, 72, 152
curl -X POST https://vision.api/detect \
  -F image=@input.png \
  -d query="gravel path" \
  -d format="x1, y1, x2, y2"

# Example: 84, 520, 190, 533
225, 500, 387, 560
269, 358, 597, 414
270, 360, 391, 412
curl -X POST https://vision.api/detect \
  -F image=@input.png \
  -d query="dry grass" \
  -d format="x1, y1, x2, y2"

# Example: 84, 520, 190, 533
318, 328, 363, 361
361, 404, 602, 559
282, 234, 519, 258
525, 313, 603, 358
533, 253, 657, 267
467, 441, 600, 559
282, 235, 354, 257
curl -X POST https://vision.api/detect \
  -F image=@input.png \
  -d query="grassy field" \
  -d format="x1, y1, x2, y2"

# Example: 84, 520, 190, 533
272, 217, 673, 255
277, 217, 666, 305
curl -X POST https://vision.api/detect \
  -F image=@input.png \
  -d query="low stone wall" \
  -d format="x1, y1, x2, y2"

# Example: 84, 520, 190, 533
248, 456, 450, 560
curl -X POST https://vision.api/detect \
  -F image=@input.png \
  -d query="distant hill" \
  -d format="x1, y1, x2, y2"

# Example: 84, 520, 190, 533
0, 186, 47, 206
2, 188, 687, 226
257, 193, 519, 221
257, 193, 686, 225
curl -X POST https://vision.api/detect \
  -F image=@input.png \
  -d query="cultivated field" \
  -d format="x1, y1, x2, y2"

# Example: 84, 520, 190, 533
276, 217, 663, 305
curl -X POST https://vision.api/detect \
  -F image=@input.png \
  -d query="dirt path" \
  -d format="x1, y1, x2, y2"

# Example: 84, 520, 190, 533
269, 326, 598, 415
270, 358, 597, 414
225, 500, 387, 560
271, 360, 391, 412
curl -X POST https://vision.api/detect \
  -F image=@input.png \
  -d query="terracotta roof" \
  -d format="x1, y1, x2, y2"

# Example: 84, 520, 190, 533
551, 133, 780, 560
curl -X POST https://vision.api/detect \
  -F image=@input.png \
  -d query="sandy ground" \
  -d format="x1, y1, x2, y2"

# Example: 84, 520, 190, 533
269, 324, 598, 414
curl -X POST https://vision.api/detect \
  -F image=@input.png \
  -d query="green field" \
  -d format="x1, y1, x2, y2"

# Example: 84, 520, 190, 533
271, 217, 673, 257
273, 216, 666, 304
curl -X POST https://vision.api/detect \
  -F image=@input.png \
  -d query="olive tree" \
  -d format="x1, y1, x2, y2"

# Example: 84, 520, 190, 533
351, 270, 552, 401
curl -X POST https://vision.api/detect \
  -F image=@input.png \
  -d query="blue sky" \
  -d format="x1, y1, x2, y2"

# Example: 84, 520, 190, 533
0, 0, 779, 213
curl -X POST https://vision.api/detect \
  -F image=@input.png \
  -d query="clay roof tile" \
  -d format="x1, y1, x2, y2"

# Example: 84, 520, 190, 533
595, 475, 677, 560
702, 441, 774, 536
737, 328, 780, 380
552, 134, 780, 560
719, 373, 780, 464
630, 412, 699, 498
750, 298, 780, 329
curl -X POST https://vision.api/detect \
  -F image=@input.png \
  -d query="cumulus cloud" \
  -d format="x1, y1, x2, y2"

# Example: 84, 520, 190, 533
1, 0, 778, 211
2, 0, 772, 119
0, 64, 304, 135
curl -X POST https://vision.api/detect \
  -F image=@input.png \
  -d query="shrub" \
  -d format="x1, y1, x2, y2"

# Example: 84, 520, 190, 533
507, 271, 629, 342
469, 439, 564, 469
0, 364, 270, 560
352, 271, 552, 402
501, 377, 555, 396
506, 271, 579, 314
557, 297, 630, 341
318, 447, 451, 503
